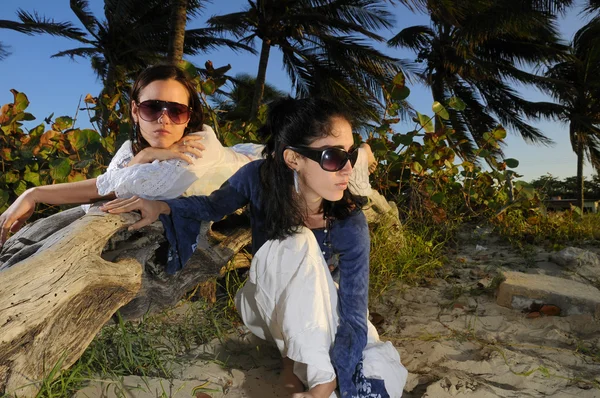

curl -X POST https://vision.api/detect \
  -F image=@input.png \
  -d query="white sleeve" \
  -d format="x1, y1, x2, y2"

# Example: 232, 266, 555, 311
230, 143, 265, 160
95, 137, 197, 200
183, 126, 255, 196
95, 126, 258, 200
106, 140, 134, 172
96, 158, 198, 200
348, 147, 373, 197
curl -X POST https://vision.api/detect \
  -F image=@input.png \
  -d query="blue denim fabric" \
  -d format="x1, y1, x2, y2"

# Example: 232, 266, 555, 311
159, 159, 388, 397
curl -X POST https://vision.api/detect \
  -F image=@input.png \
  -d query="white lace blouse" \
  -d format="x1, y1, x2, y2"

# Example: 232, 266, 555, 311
95, 125, 263, 200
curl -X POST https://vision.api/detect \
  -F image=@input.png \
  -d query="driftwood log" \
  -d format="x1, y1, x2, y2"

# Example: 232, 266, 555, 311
0, 209, 142, 397
0, 191, 398, 396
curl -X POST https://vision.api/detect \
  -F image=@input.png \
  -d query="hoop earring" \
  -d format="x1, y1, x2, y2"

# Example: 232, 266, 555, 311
293, 169, 300, 194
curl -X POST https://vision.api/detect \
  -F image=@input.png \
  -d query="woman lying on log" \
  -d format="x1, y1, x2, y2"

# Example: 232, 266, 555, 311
0, 64, 376, 273
101, 97, 408, 398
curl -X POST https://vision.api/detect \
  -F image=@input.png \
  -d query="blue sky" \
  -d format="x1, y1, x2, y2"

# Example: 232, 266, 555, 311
0, 0, 594, 182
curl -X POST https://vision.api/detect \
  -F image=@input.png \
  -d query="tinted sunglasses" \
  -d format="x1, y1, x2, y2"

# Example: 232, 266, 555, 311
136, 100, 191, 124
287, 145, 359, 172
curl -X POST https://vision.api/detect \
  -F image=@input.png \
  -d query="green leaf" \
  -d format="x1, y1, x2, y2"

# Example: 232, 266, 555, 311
390, 86, 410, 101
416, 112, 434, 133
492, 126, 507, 140
0, 189, 8, 208
24, 167, 41, 186
392, 71, 406, 87
14, 91, 29, 112
68, 172, 87, 183
67, 129, 101, 151
49, 158, 72, 181
370, 139, 388, 153
432, 101, 449, 120
3, 170, 19, 184
431, 192, 445, 204
52, 116, 74, 131
201, 79, 217, 95
448, 96, 466, 111
13, 180, 27, 196
393, 134, 413, 147
410, 161, 423, 174
29, 124, 45, 138
178, 60, 199, 79
478, 149, 490, 158
505, 158, 519, 168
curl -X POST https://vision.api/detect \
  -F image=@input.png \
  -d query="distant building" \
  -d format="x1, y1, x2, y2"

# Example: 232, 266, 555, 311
544, 197, 599, 213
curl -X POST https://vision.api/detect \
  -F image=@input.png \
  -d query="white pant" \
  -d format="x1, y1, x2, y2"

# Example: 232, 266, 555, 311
235, 227, 408, 397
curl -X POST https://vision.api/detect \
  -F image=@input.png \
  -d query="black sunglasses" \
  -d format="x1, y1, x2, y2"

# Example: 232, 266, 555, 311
136, 100, 191, 125
287, 145, 359, 172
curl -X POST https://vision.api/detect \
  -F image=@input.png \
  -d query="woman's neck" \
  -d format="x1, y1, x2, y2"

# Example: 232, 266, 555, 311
304, 196, 323, 217
302, 197, 327, 229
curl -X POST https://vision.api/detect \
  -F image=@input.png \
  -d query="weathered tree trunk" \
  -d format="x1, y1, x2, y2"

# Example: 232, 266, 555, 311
167, 0, 188, 64
0, 205, 254, 397
0, 209, 142, 397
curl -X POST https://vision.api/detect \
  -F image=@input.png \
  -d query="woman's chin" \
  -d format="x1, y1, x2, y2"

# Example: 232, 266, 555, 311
144, 139, 172, 149
323, 191, 345, 202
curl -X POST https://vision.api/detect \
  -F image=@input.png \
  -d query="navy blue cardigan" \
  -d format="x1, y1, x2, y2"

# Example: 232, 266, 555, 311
159, 160, 385, 397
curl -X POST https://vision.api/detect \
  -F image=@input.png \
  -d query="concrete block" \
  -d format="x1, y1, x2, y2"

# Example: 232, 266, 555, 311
497, 271, 600, 318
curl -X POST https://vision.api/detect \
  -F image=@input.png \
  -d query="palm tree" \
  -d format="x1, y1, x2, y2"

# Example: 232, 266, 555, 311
544, 9, 600, 209
389, 0, 572, 157
4, 0, 252, 134
208, 0, 405, 121
215, 73, 287, 122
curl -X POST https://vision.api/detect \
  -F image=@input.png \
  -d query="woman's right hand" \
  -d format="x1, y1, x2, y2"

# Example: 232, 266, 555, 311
0, 189, 37, 245
129, 135, 205, 166
100, 196, 170, 231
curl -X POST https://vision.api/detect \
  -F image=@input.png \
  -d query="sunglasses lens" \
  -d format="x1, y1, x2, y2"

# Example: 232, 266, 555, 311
166, 103, 190, 124
138, 101, 190, 124
322, 148, 348, 172
138, 101, 163, 121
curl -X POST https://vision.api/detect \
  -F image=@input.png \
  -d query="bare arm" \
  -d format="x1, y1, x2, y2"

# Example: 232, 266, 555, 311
28, 178, 112, 205
0, 179, 115, 245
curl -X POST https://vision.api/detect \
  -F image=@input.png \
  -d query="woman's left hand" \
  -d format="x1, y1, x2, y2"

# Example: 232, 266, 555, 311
100, 196, 170, 230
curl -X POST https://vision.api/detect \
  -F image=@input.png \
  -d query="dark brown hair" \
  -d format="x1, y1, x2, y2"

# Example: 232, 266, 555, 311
129, 64, 204, 154
258, 97, 364, 240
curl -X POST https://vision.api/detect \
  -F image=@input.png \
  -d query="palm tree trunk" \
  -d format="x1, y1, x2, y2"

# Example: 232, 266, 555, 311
575, 124, 585, 211
168, 0, 188, 64
250, 39, 271, 119
431, 76, 444, 133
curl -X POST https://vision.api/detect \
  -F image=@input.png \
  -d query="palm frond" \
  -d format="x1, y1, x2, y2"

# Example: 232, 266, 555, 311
51, 47, 99, 59
70, 0, 98, 36
16, 10, 89, 41
185, 28, 257, 54
388, 25, 434, 50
